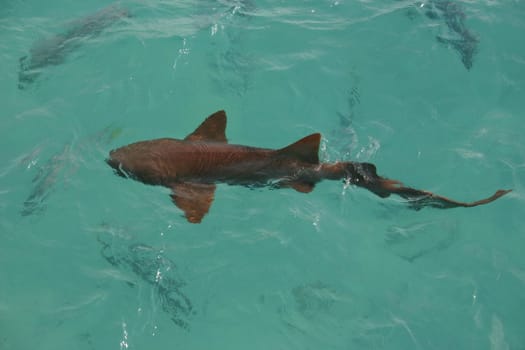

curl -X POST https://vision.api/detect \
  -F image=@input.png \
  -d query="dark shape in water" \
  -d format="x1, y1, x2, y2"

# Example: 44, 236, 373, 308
385, 221, 457, 262
98, 234, 193, 329
21, 144, 71, 216
292, 281, 336, 318
18, 4, 130, 88
421, 0, 479, 70
106, 110, 510, 223
21, 125, 122, 216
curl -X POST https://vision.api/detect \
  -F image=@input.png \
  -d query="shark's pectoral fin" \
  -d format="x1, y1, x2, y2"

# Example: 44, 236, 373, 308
436, 35, 457, 48
170, 183, 216, 223
274, 180, 315, 193
185, 110, 227, 143
290, 181, 315, 193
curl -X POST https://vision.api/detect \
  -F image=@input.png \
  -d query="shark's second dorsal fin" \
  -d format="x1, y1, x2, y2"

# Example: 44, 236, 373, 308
185, 110, 227, 143
277, 133, 321, 164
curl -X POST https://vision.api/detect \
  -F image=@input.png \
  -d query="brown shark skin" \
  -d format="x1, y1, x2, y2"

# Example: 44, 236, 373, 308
106, 110, 511, 223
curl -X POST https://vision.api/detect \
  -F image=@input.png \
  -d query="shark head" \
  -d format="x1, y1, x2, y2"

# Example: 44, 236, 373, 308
106, 150, 127, 178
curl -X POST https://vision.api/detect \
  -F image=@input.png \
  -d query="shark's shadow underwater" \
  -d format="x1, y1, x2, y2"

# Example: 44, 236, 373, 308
97, 232, 194, 329
106, 110, 510, 223
424, 0, 479, 70
405, 0, 479, 70
18, 4, 130, 89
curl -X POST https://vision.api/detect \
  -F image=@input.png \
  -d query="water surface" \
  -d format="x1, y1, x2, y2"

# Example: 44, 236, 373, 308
1, 1, 524, 349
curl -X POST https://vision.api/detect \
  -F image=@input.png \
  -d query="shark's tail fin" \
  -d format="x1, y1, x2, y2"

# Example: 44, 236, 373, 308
349, 162, 511, 209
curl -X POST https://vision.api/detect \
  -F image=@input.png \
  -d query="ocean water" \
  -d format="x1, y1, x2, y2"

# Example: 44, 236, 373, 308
1, 0, 524, 349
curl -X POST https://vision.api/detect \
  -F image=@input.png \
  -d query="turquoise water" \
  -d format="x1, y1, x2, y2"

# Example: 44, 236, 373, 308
1, 0, 524, 348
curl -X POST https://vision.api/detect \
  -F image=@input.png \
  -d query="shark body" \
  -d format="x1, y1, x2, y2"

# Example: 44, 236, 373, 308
106, 111, 510, 223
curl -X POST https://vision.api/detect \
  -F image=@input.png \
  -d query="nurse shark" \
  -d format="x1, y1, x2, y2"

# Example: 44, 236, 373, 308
18, 4, 130, 88
419, 0, 479, 70
106, 110, 510, 223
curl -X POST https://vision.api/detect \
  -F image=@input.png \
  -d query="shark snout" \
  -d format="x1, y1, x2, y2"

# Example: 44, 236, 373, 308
106, 152, 127, 178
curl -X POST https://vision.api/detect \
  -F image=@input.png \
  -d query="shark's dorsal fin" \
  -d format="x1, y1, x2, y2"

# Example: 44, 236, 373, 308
185, 110, 227, 143
170, 183, 216, 223
277, 133, 321, 164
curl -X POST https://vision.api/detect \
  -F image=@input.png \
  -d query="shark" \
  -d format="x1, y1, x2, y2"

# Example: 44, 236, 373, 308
18, 4, 130, 88
106, 110, 510, 223
419, 0, 479, 70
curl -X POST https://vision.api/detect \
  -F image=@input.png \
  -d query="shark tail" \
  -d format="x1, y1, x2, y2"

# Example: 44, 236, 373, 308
350, 162, 511, 209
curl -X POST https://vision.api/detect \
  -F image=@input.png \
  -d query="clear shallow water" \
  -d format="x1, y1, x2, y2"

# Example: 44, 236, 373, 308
1, 0, 524, 349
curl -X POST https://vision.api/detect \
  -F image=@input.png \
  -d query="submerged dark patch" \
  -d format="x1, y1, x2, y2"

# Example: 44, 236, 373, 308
97, 234, 194, 329
18, 4, 130, 89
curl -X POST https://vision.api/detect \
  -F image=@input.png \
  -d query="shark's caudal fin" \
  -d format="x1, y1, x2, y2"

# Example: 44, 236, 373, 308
277, 133, 321, 164
185, 110, 228, 142
385, 184, 510, 209
351, 162, 511, 209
